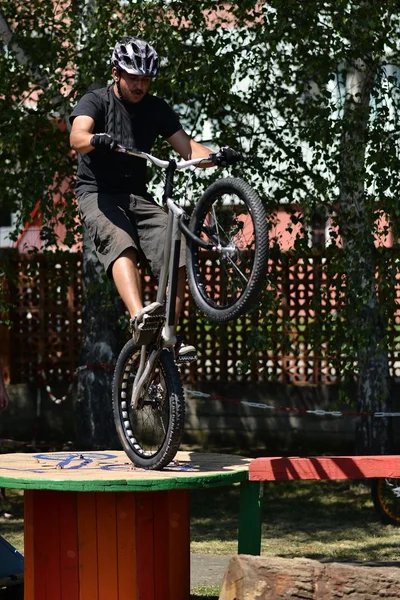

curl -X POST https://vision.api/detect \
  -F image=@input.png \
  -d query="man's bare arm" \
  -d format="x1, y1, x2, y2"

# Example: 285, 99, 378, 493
167, 129, 215, 167
70, 115, 96, 154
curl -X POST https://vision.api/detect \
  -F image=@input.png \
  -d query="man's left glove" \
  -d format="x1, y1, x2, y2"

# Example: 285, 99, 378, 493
213, 146, 243, 166
90, 133, 118, 154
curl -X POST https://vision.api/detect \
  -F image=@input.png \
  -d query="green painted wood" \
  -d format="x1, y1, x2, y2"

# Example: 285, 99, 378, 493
0, 451, 249, 492
0, 470, 248, 492
238, 480, 262, 555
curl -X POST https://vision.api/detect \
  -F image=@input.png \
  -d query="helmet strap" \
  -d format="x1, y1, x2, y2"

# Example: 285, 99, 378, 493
113, 68, 124, 101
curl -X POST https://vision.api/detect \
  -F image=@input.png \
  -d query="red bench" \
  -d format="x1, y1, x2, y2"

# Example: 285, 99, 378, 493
237, 455, 400, 555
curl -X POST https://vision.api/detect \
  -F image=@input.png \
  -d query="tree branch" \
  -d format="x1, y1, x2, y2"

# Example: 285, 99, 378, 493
0, 10, 66, 115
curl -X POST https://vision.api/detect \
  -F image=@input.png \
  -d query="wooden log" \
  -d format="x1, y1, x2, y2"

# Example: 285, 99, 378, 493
219, 555, 400, 600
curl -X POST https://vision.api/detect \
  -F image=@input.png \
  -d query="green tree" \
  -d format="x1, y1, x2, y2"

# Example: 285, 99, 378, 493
0, 0, 254, 447
1, 0, 400, 454
236, 1, 400, 454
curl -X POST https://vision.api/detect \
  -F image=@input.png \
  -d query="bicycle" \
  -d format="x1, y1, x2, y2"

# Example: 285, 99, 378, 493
371, 478, 400, 525
112, 146, 268, 469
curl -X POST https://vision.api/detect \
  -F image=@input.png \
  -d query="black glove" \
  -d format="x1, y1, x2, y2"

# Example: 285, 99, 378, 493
213, 146, 243, 166
90, 133, 118, 154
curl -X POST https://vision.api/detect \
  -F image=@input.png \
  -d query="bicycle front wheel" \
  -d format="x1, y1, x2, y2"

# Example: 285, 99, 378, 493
112, 340, 185, 470
186, 177, 269, 322
371, 478, 400, 525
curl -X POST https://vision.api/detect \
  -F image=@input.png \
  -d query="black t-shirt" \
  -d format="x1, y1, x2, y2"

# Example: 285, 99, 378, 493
69, 86, 182, 195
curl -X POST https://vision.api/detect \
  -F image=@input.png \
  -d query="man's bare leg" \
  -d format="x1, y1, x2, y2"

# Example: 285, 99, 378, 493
111, 247, 143, 318
112, 247, 164, 344
113, 253, 192, 354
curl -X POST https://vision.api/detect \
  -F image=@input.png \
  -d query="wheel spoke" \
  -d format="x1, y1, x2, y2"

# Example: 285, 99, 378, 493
222, 254, 249, 284
195, 193, 257, 309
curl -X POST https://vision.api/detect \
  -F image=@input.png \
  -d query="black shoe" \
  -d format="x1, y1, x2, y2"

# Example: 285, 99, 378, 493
129, 302, 164, 346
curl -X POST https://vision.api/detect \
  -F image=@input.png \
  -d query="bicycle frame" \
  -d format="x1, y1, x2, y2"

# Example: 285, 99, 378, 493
115, 146, 211, 408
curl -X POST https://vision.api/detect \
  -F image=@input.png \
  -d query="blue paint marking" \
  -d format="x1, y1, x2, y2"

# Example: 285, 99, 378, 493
164, 462, 197, 472
56, 455, 92, 470
33, 452, 117, 461
0, 467, 47, 474
0, 453, 128, 475
24, 452, 117, 473
100, 464, 138, 471
31, 452, 118, 470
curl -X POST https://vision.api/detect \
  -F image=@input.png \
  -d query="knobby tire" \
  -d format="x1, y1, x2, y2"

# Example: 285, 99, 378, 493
186, 177, 269, 322
112, 340, 185, 470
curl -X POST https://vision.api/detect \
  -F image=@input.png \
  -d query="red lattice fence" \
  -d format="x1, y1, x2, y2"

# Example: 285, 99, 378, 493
3, 252, 82, 386
2, 249, 400, 387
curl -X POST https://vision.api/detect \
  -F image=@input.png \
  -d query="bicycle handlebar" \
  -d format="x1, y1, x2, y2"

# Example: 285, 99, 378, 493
115, 145, 244, 169
115, 145, 214, 170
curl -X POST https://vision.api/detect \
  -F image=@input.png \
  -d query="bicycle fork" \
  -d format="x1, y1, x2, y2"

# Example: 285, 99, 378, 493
130, 346, 161, 409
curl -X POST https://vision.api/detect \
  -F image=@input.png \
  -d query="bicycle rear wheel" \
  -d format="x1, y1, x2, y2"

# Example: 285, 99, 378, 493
186, 177, 268, 322
371, 478, 400, 525
112, 340, 185, 470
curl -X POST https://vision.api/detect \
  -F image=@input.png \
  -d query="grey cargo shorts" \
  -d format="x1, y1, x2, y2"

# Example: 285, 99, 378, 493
77, 191, 186, 280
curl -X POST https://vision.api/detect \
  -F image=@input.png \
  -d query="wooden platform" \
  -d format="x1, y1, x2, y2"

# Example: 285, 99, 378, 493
0, 450, 250, 491
0, 450, 252, 600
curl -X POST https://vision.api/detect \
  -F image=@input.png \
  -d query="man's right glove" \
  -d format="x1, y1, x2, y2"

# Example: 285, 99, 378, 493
213, 146, 243, 166
90, 133, 118, 154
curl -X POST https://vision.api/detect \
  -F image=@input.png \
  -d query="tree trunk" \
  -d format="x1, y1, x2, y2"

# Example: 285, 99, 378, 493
219, 555, 400, 600
73, 232, 123, 449
0, 366, 9, 413
339, 49, 392, 455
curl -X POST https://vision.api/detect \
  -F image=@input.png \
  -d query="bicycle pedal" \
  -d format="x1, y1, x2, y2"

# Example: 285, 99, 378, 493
133, 313, 164, 346
140, 313, 164, 331
176, 354, 197, 364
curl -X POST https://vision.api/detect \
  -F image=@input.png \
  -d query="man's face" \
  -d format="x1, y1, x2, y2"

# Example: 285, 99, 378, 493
113, 67, 152, 103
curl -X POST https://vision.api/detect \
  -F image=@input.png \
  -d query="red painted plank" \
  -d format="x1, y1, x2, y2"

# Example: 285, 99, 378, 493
249, 455, 400, 481
153, 491, 170, 600
96, 493, 118, 600
31, 490, 61, 600
116, 493, 137, 599
136, 492, 155, 600
24, 490, 35, 600
168, 490, 190, 600
59, 492, 79, 600
43, 492, 62, 599
77, 492, 99, 600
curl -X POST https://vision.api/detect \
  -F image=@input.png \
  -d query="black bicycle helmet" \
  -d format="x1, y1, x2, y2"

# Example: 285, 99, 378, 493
111, 37, 159, 77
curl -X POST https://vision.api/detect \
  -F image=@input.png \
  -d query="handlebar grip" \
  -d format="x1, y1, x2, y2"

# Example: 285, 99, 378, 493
208, 149, 244, 166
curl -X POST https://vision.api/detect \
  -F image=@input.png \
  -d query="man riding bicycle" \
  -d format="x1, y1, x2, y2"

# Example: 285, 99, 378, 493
69, 36, 240, 361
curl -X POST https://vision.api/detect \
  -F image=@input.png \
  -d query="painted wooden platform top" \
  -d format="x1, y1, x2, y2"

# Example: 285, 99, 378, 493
0, 450, 250, 492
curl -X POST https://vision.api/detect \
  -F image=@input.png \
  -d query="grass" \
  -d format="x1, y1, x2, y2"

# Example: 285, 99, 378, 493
190, 481, 400, 562
190, 586, 220, 599
2, 480, 400, 599
0, 489, 24, 552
